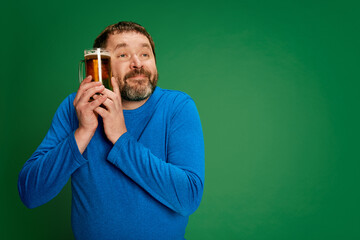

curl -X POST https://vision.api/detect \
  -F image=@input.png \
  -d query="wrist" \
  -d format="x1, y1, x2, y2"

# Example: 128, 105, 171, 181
77, 125, 96, 136
75, 128, 96, 154
110, 130, 127, 145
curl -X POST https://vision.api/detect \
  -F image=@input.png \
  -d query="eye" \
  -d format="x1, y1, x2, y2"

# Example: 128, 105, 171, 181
141, 53, 150, 58
115, 51, 128, 58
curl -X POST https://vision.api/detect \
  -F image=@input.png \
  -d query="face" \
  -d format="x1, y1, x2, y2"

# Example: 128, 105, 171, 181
105, 31, 158, 101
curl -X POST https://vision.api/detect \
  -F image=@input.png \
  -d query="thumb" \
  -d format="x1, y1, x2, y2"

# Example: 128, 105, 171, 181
111, 77, 120, 95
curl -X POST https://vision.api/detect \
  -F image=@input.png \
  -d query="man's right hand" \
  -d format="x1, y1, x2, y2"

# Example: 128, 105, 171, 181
73, 76, 107, 154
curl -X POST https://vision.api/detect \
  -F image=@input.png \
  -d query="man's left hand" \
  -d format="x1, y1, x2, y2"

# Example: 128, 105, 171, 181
94, 77, 127, 144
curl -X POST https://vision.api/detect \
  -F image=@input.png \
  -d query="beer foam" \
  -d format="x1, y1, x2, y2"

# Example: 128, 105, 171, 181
85, 52, 111, 57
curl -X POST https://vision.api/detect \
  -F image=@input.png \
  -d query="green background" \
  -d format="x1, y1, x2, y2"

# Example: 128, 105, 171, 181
1, 0, 359, 239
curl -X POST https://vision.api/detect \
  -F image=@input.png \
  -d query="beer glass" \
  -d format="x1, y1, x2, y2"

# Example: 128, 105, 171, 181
79, 48, 112, 90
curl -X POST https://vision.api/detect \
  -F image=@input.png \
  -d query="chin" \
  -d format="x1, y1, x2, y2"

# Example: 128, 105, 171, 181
121, 83, 155, 101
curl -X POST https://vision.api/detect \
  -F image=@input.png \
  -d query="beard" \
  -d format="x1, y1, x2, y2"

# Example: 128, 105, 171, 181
119, 68, 158, 101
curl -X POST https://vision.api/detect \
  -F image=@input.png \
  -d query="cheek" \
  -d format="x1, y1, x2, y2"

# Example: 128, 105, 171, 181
152, 66, 158, 76
111, 63, 125, 78
147, 62, 157, 74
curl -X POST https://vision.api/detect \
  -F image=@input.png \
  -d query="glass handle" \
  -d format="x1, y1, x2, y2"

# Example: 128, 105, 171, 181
78, 60, 85, 83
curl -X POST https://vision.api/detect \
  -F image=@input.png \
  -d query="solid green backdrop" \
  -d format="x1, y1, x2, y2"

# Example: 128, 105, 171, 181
1, 0, 359, 239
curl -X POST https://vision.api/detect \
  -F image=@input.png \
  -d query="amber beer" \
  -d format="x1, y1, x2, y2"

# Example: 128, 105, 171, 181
80, 49, 112, 90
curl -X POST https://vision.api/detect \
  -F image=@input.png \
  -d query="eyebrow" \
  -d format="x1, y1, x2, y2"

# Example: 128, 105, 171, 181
114, 43, 127, 50
141, 43, 151, 49
114, 43, 151, 50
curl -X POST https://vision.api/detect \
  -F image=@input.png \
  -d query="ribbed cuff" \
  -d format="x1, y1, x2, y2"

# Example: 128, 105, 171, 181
107, 132, 132, 165
69, 130, 89, 166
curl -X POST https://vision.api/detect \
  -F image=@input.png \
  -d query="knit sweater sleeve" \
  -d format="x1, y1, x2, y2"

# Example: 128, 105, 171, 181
18, 95, 88, 209
107, 98, 205, 216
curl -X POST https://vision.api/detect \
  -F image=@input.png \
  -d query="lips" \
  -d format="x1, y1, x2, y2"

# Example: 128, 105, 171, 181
124, 68, 151, 81
128, 75, 147, 79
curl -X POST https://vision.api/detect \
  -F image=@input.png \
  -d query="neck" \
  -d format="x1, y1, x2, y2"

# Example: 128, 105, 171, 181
121, 97, 149, 110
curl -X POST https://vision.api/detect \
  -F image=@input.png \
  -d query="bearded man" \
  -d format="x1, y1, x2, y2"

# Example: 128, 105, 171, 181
18, 21, 204, 240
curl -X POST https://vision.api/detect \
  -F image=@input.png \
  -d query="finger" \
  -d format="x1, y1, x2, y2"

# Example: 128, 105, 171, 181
79, 85, 105, 105
74, 76, 92, 104
78, 76, 97, 94
89, 94, 107, 110
80, 78, 103, 93
99, 97, 114, 110
81, 75, 93, 85
92, 93, 102, 100
101, 88, 117, 100
111, 77, 121, 96
81, 76, 103, 88
94, 105, 108, 117
111, 77, 122, 108
75, 76, 102, 104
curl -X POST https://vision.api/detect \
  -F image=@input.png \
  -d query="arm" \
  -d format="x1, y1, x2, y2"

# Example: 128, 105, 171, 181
17, 96, 87, 208
18, 77, 107, 208
107, 99, 205, 216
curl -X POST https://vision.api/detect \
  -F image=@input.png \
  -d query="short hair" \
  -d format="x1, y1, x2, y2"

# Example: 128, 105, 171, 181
93, 21, 156, 60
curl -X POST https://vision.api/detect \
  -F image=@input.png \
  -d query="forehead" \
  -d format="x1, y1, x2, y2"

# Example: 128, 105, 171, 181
106, 32, 151, 50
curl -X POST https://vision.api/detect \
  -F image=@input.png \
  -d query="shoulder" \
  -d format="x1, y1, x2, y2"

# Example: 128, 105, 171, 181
41, 92, 79, 132
52, 93, 77, 123
57, 93, 77, 112
156, 87, 199, 119
157, 87, 194, 108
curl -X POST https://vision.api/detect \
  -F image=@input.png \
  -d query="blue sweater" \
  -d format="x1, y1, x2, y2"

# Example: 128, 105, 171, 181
18, 87, 205, 240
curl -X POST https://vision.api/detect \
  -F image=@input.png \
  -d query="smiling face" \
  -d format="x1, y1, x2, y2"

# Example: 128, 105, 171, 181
105, 31, 158, 101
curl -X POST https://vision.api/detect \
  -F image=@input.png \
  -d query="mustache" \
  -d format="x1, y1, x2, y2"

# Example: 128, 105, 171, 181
124, 68, 151, 81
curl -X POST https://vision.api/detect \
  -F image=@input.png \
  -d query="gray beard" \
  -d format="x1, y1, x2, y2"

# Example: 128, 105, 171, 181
120, 74, 158, 101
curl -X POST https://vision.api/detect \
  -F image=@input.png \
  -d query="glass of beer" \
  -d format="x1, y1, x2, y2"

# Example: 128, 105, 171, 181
79, 48, 112, 90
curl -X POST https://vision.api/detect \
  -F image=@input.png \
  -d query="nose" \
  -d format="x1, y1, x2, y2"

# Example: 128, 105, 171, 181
130, 55, 143, 69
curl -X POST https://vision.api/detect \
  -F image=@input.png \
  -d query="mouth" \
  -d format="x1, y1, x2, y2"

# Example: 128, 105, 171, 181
124, 68, 152, 81
126, 75, 148, 80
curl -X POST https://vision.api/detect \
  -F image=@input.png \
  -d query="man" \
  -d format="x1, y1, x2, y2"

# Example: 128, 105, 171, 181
18, 21, 204, 240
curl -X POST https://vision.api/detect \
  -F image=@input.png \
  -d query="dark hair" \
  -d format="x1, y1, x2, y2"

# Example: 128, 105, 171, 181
93, 21, 156, 60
